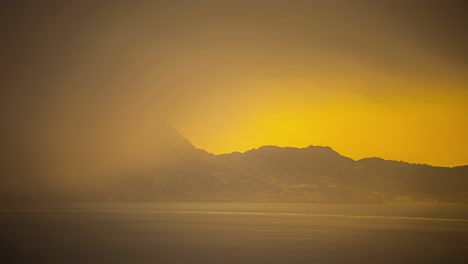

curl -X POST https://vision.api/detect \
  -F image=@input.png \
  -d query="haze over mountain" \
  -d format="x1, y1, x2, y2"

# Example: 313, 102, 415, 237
2, 1, 467, 204
3, 127, 466, 203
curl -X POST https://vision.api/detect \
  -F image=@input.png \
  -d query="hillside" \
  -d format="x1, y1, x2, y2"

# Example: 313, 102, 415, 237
3, 128, 467, 203
102, 141, 468, 203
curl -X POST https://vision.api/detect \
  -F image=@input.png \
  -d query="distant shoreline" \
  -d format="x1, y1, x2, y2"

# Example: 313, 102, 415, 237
3, 200, 468, 206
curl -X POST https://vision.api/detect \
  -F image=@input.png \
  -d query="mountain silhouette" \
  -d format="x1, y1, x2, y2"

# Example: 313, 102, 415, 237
3, 128, 467, 203
96, 129, 468, 203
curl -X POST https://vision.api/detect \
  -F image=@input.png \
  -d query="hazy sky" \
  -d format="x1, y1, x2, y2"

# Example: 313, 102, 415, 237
1, 0, 468, 187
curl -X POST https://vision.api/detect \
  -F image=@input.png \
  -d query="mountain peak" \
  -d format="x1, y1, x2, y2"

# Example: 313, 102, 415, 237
242, 145, 338, 154
306, 145, 335, 152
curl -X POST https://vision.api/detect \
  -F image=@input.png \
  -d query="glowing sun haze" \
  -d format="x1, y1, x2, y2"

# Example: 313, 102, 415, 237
177, 72, 468, 167
1, 0, 467, 186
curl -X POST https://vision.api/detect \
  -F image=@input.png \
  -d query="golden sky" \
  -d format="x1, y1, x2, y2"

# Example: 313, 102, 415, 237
177, 75, 468, 166
1, 0, 468, 186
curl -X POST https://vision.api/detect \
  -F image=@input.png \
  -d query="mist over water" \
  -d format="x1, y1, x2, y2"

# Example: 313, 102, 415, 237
1, 1, 468, 263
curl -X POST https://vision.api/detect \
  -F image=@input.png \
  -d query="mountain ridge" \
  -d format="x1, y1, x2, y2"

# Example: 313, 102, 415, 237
2, 128, 467, 203
218, 145, 466, 169
100, 135, 468, 203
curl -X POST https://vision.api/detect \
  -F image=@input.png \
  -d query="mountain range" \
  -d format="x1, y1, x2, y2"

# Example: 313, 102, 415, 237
98, 129, 468, 203
3, 127, 467, 203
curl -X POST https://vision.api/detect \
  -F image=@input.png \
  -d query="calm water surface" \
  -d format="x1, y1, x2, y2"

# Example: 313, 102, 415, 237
1, 202, 468, 263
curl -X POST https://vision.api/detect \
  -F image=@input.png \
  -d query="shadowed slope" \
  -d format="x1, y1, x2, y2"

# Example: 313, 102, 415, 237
2, 128, 467, 203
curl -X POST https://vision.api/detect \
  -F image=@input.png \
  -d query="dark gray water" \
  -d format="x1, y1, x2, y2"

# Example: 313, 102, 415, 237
1, 202, 468, 263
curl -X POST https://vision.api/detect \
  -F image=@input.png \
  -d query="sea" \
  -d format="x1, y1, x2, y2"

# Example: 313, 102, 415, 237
1, 202, 467, 263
